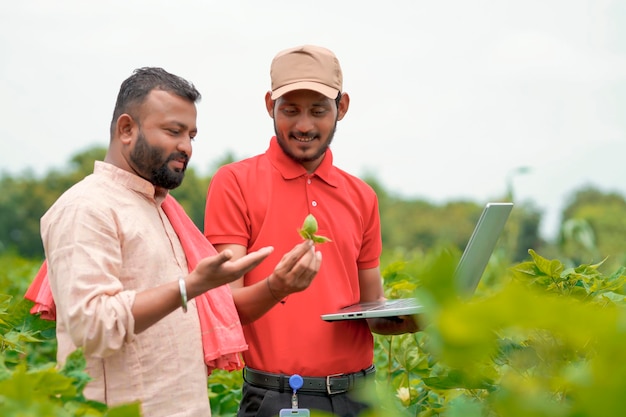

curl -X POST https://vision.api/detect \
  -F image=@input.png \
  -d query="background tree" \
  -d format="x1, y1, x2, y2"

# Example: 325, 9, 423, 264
0, 146, 107, 257
2, 146, 625, 273
559, 186, 626, 270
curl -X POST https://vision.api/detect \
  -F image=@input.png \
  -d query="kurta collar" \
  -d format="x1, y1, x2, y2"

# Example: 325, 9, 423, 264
93, 161, 168, 204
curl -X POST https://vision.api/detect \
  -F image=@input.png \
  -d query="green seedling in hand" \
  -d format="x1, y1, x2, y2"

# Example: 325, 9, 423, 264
298, 214, 332, 244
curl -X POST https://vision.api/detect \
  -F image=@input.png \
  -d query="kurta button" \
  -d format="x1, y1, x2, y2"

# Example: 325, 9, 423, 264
307, 179, 312, 184
311, 201, 318, 207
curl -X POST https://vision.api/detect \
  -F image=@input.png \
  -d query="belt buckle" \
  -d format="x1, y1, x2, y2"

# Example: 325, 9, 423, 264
326, 373, 347, 395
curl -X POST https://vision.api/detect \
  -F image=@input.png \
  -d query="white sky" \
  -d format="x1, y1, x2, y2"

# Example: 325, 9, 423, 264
1, 0, 625, 240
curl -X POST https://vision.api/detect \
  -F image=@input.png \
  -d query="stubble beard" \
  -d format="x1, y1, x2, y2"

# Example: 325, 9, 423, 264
274, 119, 338, 164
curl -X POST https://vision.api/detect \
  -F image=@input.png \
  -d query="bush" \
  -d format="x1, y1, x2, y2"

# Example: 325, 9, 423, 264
371, 248, 626, 416
2, 250, 626, 416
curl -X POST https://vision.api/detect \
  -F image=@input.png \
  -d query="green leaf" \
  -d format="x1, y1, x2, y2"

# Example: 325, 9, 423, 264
301, 214, 318, 234
60, 348, 92, 399
0, 362, 77, 401
297, 214, 331, 244
298, 229, 312, 240
528, 249, 564, 278
312, 235, 332, 244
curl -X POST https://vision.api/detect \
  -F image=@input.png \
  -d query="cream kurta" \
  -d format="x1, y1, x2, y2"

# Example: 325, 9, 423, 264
41, 161, 211, 416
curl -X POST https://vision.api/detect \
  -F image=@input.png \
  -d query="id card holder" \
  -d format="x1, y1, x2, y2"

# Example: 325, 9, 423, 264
279, 409, 310, 417
279, 374, 310, 416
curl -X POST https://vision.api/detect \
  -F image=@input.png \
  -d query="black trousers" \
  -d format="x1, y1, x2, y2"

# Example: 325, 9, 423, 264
237, 382, 373, 417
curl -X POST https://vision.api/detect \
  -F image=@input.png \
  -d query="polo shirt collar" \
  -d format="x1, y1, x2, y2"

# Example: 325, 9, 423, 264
266, 136, 338, 187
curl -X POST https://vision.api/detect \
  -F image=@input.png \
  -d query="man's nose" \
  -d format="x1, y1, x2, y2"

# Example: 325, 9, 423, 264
294, 113, 315, 133
177, 136, 193, 158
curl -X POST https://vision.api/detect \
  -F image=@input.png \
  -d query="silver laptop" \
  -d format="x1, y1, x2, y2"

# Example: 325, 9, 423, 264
321, 202, 513, 321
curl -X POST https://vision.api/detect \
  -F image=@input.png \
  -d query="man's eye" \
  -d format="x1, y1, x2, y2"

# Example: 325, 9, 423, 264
168, 129, 180, 135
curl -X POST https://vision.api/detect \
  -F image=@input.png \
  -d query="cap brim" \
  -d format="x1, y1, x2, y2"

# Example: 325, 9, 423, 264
271, 81, 339, 100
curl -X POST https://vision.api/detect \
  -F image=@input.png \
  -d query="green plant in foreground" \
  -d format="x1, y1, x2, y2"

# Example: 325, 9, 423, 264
0, 349, 141, 417
4, 250, 626, 416
298, 214, 332, 244
372, 248, 626, 417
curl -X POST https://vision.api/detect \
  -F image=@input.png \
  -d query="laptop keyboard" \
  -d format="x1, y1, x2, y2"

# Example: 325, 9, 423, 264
385, 299, 417, 308
364, 298, 417, 311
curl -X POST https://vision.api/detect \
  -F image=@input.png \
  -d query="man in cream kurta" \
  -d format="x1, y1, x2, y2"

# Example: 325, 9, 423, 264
43, 161, 210, 416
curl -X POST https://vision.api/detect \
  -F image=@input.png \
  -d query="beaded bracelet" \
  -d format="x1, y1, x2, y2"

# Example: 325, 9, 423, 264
178, 277, 188, 313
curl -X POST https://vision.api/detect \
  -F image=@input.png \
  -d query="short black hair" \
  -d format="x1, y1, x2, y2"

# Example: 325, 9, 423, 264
109, 67, 201, 138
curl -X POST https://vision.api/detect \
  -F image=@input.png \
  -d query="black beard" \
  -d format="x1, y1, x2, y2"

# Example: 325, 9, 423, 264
130, 131, 188, 189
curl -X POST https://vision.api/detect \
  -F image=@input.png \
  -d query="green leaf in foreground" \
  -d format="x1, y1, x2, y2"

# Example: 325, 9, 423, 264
298, 214, 331, 244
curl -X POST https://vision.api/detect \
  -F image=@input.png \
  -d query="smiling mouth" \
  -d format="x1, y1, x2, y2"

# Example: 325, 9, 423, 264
292, 135, 316, 143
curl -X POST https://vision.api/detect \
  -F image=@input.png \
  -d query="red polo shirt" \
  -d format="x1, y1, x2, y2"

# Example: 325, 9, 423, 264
204, 137, 382, 376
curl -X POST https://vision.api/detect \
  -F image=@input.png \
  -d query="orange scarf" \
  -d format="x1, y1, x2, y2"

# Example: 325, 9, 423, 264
24, 194, 247, 373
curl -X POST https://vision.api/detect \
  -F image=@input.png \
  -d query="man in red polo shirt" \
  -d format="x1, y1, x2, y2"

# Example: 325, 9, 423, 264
204, 44, 419, 416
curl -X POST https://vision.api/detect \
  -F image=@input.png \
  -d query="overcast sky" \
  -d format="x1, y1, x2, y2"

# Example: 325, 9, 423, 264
1, 0, 625, 240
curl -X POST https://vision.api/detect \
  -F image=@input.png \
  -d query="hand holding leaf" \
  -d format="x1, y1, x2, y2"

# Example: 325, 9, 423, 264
298, 214, 332, 244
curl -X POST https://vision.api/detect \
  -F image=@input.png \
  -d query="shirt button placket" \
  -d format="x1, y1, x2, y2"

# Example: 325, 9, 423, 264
306, 176, 317, 208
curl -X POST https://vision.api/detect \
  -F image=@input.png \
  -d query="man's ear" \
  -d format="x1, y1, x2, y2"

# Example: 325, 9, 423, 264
264, 91, 275, 118
116, 114, 136, 144
337, 92, 350, 121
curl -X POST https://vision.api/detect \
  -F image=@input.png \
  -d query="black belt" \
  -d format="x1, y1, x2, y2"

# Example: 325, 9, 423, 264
243, 365, 375, 395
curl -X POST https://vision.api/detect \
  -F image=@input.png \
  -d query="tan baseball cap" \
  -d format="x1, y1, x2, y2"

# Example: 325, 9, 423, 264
270, 45, 343, 100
